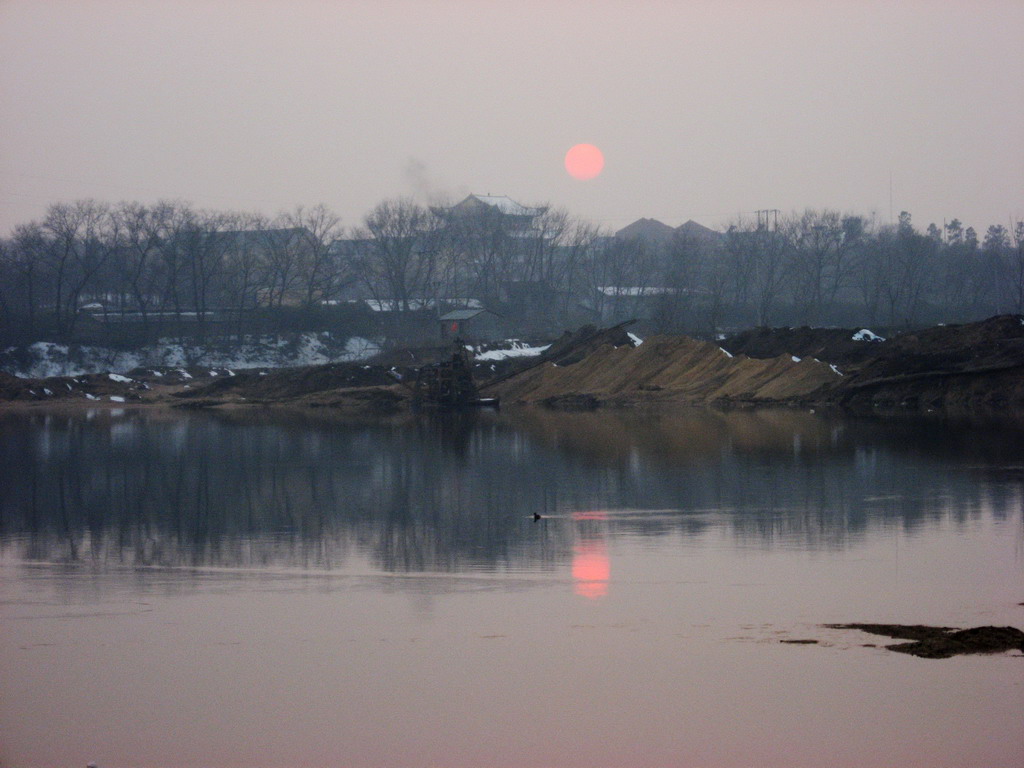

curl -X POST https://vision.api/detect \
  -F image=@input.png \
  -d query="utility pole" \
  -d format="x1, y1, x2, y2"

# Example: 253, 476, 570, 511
889, 171, 894, 225
755, 209, 780, 231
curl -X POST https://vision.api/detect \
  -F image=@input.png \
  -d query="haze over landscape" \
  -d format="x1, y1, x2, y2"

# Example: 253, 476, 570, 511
3, 5, 1024, 767
2, 0, 1022, 234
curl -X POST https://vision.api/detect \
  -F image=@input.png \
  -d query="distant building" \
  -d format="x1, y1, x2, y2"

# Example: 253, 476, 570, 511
614, 217, 676, 248
614, 217, 724, 250
432, 194, 548, 228
675, 219, 725, 249
439, 307, 503, 342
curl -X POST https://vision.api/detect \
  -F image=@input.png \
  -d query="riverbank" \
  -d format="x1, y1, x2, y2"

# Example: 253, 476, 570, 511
3, 315, 1023, 416
487, 314, 1024, 413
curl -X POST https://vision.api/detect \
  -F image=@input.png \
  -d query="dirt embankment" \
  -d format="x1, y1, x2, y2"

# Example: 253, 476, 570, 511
0, 363, 411, 415
490, 314, 1024, 413
823, 314, 1024, 413
722, 325, 885, 371
4, 315, 1022, 415
0, 369, 155, 404
490, 335, 841, 408
171, 363, 410, 414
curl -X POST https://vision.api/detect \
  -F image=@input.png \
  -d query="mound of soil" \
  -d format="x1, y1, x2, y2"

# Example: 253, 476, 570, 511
845, 315, 1024, 379
826, 623, 1024, 658
722, 325, 886, 369
493, 335, 840, 407
827, 315, 1024, 412
541, 323, 635, 364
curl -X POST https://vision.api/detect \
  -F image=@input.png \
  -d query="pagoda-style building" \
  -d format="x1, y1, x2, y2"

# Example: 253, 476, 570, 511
431, 194, 547, 231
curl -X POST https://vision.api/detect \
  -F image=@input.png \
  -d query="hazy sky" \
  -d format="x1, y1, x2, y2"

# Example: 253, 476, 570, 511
2, 0, 1021, 235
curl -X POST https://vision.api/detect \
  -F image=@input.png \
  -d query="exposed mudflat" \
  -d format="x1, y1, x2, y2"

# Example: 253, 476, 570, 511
823, 624, 1024, 658
0, 363, 411, 415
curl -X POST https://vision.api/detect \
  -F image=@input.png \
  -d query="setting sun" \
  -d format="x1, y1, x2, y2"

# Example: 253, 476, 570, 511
564, 143, 604, 180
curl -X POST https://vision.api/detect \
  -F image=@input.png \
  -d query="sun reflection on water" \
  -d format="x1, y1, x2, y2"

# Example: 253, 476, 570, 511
572, 511, 610, 598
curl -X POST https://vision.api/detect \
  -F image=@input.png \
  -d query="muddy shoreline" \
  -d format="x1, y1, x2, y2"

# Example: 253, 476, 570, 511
3, 314, 1023, 417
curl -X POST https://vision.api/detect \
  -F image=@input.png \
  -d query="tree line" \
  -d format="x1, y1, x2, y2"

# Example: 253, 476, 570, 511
1, 197, 1021, 348
596, 209, 1023, 333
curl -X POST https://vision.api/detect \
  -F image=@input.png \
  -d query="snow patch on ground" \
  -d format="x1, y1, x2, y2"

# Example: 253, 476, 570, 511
719, 347, 733, 358
1, 333, 381, 378
474, 342, 551, 362
830, 364, 844, 376
108, 373, 133, 383
852, 329, 885, 342
791, 355, 802, 363
628, 332, 644, 347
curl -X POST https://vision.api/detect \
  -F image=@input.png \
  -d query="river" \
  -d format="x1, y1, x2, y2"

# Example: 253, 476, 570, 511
1, 406, 1022, 767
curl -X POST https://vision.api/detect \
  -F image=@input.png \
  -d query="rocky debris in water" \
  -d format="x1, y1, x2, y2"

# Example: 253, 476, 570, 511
824, 623, 1024, 658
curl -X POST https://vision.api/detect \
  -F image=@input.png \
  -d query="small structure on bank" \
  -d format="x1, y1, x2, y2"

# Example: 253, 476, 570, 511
439, 307, 502, 342
412, 339, 498, 409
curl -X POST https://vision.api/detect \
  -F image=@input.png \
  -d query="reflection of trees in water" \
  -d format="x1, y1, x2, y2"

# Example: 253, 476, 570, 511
0, 409, 1021, 571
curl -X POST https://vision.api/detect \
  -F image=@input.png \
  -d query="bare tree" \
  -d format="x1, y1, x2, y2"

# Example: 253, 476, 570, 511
653, 227, 712, 333
724, 216, 790, 326
41, 200, 116, 339
2, 223, 48, 338
881, 212, 935, 326
434, 200, 534, 303
1011, 221, 1024, 314
110, 200, 184, 337
219, 212, 268, 338
787, 209, 859, 325
280, 204, 345, 307
587, 236, 660, 323
353, 197, 438, 312
551, 215, 601, 321
981, 224, 1012, 313
164, 207, 233, 339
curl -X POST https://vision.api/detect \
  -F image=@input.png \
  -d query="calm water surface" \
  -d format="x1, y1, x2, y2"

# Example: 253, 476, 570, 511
1, 407, 1022, 767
